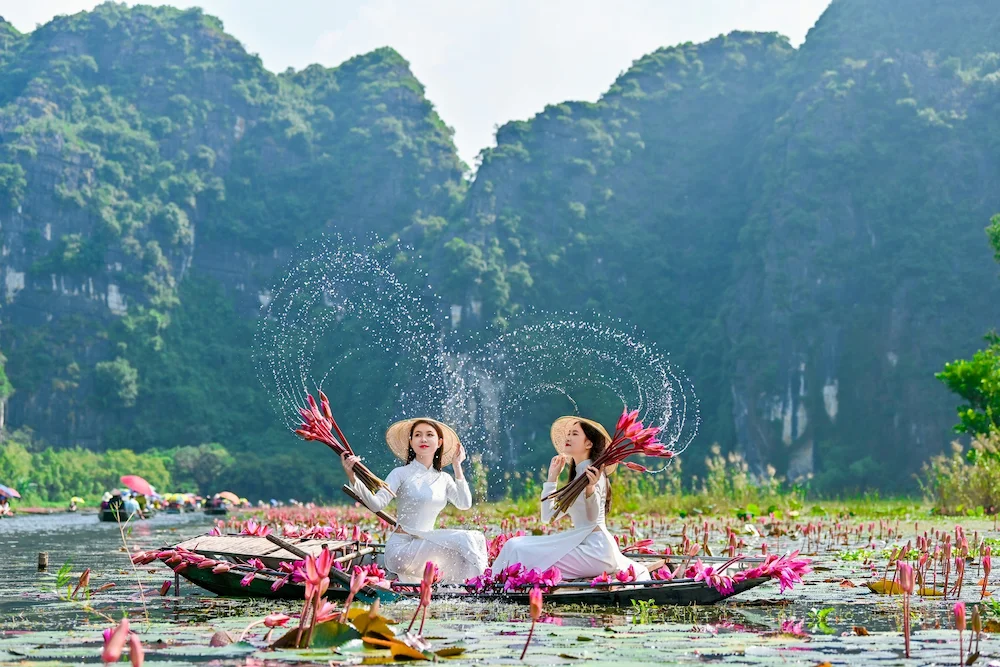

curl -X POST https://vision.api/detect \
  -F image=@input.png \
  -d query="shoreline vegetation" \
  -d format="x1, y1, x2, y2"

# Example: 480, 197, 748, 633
2, 430, 992, 519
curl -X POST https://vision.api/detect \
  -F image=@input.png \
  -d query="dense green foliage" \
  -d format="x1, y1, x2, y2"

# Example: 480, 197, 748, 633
2, 2, 1000, 501
0, 430, 172, 504
937, 215, 1000, 436
937, 332, 1000, 436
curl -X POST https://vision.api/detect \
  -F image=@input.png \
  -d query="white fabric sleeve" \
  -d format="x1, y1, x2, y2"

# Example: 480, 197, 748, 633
540, 481, 558, 523
446, 473, 473, 510
350, 466, 401, 512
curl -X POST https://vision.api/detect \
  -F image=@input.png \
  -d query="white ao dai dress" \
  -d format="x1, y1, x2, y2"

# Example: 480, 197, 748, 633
492, 459, 650, 580
350, 460, 488, 583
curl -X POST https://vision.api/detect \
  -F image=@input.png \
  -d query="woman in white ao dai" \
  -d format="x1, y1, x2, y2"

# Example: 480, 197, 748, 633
492, 417, 650, 581
342, 418, 487, 584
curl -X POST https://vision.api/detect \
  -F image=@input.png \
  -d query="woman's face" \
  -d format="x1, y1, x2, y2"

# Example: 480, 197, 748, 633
562, 421, 593, 460
410, 422, 442, 458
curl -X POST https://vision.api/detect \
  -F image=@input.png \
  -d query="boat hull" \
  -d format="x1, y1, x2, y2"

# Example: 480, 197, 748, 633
175, 564, 768, 606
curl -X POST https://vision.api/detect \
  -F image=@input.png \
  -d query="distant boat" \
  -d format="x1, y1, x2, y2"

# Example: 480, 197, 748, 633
98, 508, 148, 522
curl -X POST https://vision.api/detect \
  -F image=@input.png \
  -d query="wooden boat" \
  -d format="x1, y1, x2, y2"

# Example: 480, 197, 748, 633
204, 506, 228, 516
161, 535, 771, 607
99, 508, 126, 522
99, 508, 149, 522
176, 562, 768, 606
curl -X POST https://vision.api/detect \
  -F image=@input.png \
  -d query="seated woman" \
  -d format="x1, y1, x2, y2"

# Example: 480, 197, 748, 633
342, 418, 488, 584
492, 416, 650, 581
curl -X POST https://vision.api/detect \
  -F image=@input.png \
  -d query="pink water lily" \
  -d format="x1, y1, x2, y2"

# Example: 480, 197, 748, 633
128, 633, 144, 667
71, 568, 91, 599
102, 618, 130, 663
264, 613, 291, 628
466, 563, 564, 594
314, 600, 341, 624
240, 519, 272, 537
590, 572, 611, 586
955, 601, 967, 664
304, 549, 332, 601
521, 587, 543, 660
407, 560, 437, 635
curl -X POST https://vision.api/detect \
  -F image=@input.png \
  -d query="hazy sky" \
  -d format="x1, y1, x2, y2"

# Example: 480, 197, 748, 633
2, 1, 832, 168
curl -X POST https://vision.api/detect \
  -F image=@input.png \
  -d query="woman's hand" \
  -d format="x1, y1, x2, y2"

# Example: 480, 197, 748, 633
452, 444, 467, 480
547, 454, 569, 483
584, 465, 603, 496
341, 451, 360, 484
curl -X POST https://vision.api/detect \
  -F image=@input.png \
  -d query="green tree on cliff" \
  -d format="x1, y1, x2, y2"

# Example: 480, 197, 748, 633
937, 215, 1000, 436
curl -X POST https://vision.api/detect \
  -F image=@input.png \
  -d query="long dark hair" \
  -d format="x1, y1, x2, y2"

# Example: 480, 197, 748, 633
567, 420, 612, 514
406, 420, 444, 471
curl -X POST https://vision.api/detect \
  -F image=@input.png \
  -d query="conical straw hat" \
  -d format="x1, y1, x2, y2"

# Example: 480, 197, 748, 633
385, 418, 461, 466
550, 416, 617, 475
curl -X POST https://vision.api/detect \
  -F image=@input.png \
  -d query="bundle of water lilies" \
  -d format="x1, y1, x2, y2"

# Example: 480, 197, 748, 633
643, 551, 813, 594
542, 407, 674, 516
464, 563, 564, 593
294, 391, 390, 495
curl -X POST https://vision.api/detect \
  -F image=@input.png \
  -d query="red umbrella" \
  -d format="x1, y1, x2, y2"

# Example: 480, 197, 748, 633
0, 483, 20, 499
120, 475, 154, 496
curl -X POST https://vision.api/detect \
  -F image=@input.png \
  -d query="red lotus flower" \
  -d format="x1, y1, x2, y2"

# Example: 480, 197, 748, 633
264, 613, 291, 628
407, 560, 438, 635
420, 560, 436, 608
350, 566, 367, 597
956, 601, 967, 664
102, 618, 130, 663
69, 568, 91, 600
616, 408, 631, 432
128, 633, 144, 667
314, 601, 340, 624
529, 586, 543, 621
304, 549, 333, 600
522, 586, 544, 659
590, 572, 611, 586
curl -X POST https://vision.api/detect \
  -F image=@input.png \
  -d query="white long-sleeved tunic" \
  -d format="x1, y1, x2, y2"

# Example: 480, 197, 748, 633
350, 460, 487, 583
492, 459, 651, 580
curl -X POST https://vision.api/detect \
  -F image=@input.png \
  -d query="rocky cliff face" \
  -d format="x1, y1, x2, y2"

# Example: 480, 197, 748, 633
442, 4, 1000, 488
0, 4, 463, 447
1, 2, 998, 493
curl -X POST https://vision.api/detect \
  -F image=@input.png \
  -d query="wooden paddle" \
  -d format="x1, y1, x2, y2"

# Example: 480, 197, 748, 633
264, 534, 398, 603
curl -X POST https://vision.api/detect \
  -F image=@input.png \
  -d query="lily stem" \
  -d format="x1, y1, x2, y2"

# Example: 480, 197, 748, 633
520, 620, 536, 660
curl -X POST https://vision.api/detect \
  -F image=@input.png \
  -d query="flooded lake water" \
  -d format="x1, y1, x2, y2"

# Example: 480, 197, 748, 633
2, 510, 999, 665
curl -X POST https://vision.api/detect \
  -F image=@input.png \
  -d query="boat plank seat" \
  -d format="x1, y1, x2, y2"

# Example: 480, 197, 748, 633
172, 535, 359, 568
